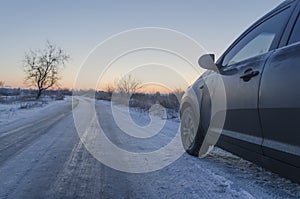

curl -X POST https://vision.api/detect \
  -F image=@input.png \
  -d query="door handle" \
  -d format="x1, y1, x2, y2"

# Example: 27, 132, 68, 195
240, 69, 259, 81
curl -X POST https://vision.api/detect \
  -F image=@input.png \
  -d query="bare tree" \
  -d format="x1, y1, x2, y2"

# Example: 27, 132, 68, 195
0, 81, 4, 88
105, 82, 116, 93
172, 88, 185, 103
116, 74, 143, 95
23, 41, 69, 99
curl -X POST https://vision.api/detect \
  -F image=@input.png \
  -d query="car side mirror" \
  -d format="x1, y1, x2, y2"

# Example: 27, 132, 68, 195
198, 54, 219, 71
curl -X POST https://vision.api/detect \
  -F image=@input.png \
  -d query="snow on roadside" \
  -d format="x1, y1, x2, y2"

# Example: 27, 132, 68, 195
99, 99, 180, 125
0, 96, 72, 130
204, 147, 300, 198
97, 99, 300, 198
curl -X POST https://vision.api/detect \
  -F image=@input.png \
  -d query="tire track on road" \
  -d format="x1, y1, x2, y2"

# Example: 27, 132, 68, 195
0, 99, 78, 166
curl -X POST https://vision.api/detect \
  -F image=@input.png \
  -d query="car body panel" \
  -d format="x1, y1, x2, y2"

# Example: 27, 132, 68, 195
221, 53, 271, 154
259, 42, 300, 167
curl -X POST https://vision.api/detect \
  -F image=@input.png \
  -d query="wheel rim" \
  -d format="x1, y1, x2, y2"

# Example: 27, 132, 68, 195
181, 107, 197, 151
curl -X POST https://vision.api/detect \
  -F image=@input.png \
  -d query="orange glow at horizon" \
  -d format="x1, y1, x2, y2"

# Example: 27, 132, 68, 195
97, 83, 184, 94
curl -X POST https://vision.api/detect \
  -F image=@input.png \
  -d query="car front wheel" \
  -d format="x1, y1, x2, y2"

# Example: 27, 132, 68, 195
180, 106, 203, 156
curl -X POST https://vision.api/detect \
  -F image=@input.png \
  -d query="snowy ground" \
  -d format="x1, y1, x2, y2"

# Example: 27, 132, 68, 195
0, 96, 299, 198
0, 96, 71, 132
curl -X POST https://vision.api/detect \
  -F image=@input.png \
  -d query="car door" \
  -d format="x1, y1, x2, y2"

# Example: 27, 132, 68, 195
259, 6, 300, 167
216, 5, 293, 160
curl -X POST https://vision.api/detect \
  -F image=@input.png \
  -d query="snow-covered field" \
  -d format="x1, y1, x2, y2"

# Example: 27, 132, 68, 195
0, 96, 71, 133
0, 96, 299, 198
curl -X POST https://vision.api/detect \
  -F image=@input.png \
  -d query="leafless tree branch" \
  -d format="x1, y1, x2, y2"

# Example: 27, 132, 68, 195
0, 81, 4, 88
115, 74, 143, 95
23, 41, 69, 99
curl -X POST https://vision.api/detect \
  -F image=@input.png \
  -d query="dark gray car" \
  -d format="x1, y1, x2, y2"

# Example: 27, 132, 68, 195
180, 0, 300, 183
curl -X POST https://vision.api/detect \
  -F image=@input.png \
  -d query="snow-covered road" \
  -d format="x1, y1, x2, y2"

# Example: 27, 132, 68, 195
0, 97, 299, 198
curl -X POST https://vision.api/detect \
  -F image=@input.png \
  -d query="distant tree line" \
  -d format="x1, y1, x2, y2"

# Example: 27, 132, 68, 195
0, 87, 72, 103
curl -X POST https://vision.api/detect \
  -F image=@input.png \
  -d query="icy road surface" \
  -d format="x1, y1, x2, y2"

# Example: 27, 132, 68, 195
0, 97, 299, 198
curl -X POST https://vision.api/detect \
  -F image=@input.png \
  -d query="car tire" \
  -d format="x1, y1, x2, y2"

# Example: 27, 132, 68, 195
180, 106, 204, 156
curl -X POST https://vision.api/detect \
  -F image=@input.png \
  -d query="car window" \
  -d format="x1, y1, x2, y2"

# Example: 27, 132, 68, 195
222, 8, 291, 67
289, 13, 300, 44
227, 33, 275, 65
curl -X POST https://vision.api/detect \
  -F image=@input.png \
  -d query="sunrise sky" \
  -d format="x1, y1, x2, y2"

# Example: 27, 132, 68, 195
0, 0, 283, 91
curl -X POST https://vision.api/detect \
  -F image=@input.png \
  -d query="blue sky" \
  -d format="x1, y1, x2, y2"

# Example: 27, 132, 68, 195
0, 0, 283, 89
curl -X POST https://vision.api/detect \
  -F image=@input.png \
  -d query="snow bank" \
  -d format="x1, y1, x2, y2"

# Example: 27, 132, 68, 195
0, 96, 71, 131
